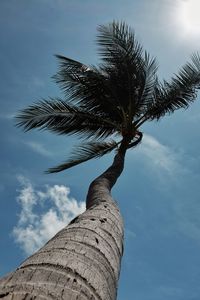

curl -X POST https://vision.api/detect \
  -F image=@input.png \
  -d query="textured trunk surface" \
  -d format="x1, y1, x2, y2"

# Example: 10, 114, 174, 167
0, 150, 126, 300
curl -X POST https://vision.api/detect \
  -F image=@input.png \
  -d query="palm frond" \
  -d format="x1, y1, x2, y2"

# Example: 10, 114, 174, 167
136, 52, 158, 113
15, 98, 119, 139
16, 21, 200, 174
97, 21, 143, 67
53, 54, 90, 95
46, 140, 119, 173
54, 24, 158, 123
97, 21, 158, 119
147, 53, 200, 120
53, 56, 124, 123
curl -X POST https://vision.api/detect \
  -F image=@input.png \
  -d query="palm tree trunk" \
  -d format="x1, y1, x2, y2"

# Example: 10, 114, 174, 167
0, 147, 126, 300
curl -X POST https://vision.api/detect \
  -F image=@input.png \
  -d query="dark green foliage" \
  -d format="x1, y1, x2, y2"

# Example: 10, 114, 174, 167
16, 98, 118, 139
147, 53, 200, 119
46, 140, 119, 173
16, 21, 200, 172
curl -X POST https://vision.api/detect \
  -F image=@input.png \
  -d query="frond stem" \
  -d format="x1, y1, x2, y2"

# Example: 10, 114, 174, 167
134, 113, 149, 129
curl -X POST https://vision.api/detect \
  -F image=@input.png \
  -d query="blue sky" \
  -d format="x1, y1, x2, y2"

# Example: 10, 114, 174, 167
1, 0, 200, 299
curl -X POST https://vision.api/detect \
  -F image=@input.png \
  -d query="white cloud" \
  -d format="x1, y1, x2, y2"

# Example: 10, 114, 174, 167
25, 141, 53, 157
15, 176, 37, 225
136, 134, 183, 176
13, 176, 85, 255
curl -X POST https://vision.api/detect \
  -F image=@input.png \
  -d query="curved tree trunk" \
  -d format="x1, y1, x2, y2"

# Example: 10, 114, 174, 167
0, 148, 126, 300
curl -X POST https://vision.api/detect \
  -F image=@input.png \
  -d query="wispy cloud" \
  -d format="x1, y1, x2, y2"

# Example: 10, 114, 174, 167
13, 176, 85, 255
138, 135, 200, 242
25, 141, 53, 157
27, 76, 45, 91
154, 285, 184, 298
136, 134, 184, 176
0, 113, 15, 120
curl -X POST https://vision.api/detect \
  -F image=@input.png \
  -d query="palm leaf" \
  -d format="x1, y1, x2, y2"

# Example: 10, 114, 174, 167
136, 52, 158, 113
53, 56, 124, 123
46, 140, 119, 173
16, 98, 119, 139
97, 21, 158, 119
147, 53, 200, 120
97, 21, 143, 67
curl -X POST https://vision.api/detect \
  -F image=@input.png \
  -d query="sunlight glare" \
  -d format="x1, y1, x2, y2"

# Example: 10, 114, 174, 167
177, 0, 200, 36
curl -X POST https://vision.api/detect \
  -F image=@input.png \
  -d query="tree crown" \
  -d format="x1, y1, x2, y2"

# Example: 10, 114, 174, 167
16, 21, 200, 172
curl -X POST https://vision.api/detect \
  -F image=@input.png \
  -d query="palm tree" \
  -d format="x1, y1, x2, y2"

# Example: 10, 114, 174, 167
1, 21, 200, 300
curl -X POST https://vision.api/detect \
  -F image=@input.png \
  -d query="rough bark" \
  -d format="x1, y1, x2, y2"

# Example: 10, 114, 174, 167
0, 148, 126, 300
